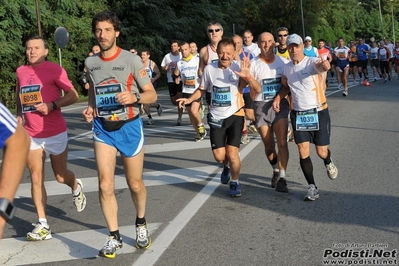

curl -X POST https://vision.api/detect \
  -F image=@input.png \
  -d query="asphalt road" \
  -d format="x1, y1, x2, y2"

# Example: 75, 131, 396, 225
1, 71, 398, 266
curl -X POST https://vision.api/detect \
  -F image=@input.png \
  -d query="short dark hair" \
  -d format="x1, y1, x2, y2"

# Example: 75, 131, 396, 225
171, 40, 180, 46
141, 49, 151, 55
276, 27, 289, 34
180, 41, 189, 47
217, 38, 236, 51
25, 35, 48, 49
243, 29, 253, 36
318, 38, 326, 43
92, 10, 121, 34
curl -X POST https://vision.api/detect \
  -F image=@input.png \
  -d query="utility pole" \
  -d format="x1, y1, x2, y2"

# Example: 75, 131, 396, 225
35, 0, 42, 36
378, 0, 385, 38
300, 0, 305, 38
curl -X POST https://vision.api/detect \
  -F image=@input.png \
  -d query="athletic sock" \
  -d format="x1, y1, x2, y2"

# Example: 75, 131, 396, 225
279, 170, 286, 179
136, 216, 146, 226
110, 230, 121, 241
323, 149, 332, 166
269, 155, 278, 171
72, 183, 81, 196
38, 218, 49, 228
300, 156, 315, 186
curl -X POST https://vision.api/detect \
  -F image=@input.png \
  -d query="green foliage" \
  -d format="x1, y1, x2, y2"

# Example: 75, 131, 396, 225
1, 0, 398, 109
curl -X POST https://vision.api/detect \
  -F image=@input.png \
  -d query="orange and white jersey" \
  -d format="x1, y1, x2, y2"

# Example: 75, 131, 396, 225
250, 55, 289, 102
200, 61, 244, 120
284, 56, 328, 112
318, 47, 331, 61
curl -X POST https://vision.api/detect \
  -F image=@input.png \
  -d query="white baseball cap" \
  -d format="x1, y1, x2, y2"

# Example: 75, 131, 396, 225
287, 34, 303, 46
304, 36, 312, 42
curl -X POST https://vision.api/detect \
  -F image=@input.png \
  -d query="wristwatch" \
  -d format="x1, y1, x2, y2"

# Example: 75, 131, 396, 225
0, 198, 15, 221
52, 101, 58, 110
135, 93, 141, 103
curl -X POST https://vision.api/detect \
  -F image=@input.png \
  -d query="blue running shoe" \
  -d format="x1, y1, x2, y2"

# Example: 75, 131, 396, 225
220, 165, 231, 184
229, 181, 241, 197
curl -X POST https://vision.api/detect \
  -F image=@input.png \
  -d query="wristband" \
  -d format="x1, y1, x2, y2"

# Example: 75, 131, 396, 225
0, 198, 15, 221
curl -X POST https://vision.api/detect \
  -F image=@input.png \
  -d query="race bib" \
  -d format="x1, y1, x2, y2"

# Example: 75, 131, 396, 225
145, 68, 152, 78
296, 108, 319, 131
19, 85, 43, 113
212, 86, 231, 107
170, 61, 177, 72
94, 83, 126, 117
184, 76, 196, 89
262, 78, 281, 100
207, 113, 224, 128
371, 53, 377, 59
381, 54, 386, 61
338, 52, 346, 59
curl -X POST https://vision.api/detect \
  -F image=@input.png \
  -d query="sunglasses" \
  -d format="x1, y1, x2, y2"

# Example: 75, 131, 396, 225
279, 34, 288, 37
208, 28, 221, 33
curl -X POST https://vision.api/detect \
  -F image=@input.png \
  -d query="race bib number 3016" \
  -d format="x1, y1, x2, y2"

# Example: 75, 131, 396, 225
20, 85, 42, 113
94, 84, 126, 117
296, 108, 319, 131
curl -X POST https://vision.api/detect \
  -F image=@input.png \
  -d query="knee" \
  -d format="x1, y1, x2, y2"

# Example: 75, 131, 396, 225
227, 152, 240, 163
213, 151, 225, 164
127, 179, 144, 194
277, 140, 288, 152
170, 97, 177, 105
264, 144, 275, 156
226, 147, 240, 160
30, 172, 43, 186
317, 150, 328, 159
99, 179, 115, 197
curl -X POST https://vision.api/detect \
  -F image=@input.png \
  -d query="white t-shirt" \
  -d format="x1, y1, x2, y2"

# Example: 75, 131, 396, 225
177, 56, 200, 94
284, 56, 328, 111
161, 52, 182, 83
378, 46, 389, 61
200, 61, 244, 119
334, 46, 350, 61
385, 43, 394, 58
370, 47, 379, 60
250, 55, 289, 102
243, 43, 260, 57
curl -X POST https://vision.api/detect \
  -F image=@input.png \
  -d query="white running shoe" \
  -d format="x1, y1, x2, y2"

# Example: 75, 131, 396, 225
26, 222, 52, 241
73, 179, 86, 212
304, 184, 319, 201
136, 223, 151, 249
326, 160, 338, 180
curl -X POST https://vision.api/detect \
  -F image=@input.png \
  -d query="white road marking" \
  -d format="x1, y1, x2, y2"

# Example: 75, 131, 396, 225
132, 137, 262, 266
0, 223, 161, 266
15, 165, 218, 199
